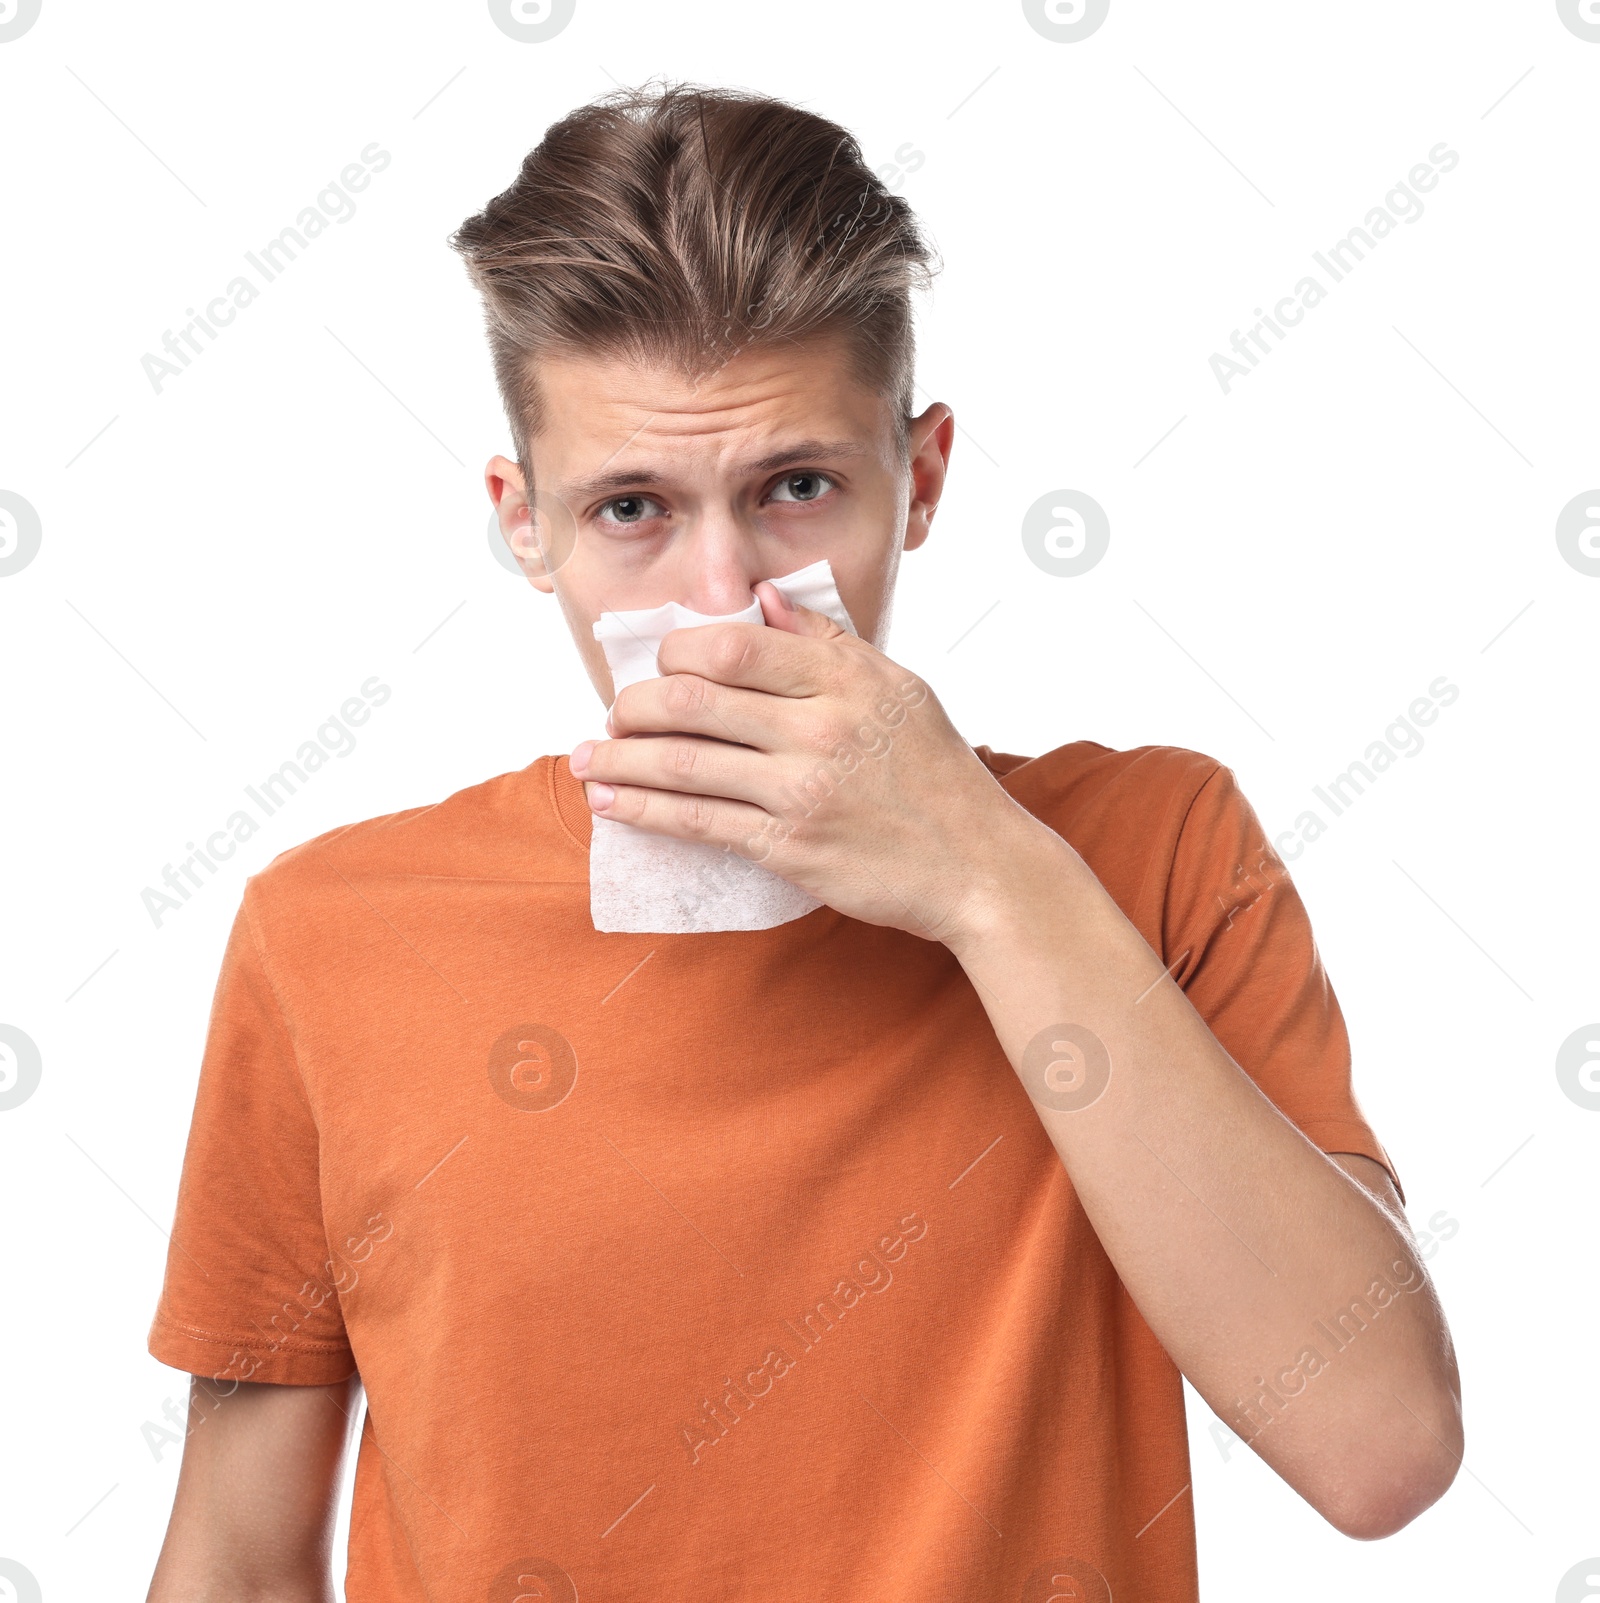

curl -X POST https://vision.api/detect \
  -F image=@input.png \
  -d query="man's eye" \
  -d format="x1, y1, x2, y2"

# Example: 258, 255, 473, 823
598, 494, 665, 525
769, 471, 836, 504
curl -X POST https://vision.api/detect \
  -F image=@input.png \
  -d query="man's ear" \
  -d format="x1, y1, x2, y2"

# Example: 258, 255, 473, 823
902, 403, 953, 554
485, 454, 554, 593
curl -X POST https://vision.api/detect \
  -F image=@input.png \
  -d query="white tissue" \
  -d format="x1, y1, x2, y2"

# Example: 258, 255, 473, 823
587, 558, 857, 934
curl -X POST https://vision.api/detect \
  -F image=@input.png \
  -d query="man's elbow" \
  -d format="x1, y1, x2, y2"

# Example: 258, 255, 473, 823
1318, 1414, 1464, 1540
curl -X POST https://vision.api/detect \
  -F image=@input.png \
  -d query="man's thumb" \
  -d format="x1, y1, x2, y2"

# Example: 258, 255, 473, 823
754, 579, 844, 638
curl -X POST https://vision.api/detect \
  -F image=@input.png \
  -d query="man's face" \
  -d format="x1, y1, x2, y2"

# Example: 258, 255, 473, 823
485, 333, 953, 705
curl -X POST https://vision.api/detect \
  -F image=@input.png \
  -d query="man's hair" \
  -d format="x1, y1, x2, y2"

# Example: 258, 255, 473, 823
449, 80, 939, 479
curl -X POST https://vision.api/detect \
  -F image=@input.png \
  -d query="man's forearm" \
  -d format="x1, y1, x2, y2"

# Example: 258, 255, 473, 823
942, 812, 1462, 1538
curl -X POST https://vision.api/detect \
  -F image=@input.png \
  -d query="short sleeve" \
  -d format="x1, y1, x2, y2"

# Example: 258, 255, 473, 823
1163, 762, 1404, 1203
148, 887, 357, 1384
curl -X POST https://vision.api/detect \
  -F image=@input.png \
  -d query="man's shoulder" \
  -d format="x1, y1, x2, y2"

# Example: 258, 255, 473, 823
979, 738, 1246, 935
239, 755, 581, 919
978, 737, 1228, 826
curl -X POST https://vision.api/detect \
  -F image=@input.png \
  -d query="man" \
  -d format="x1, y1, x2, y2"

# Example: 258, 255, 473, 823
147, 82, 1461, 1602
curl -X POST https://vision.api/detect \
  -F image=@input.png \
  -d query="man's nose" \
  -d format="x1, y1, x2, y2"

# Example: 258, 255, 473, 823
674, 515, 766, 615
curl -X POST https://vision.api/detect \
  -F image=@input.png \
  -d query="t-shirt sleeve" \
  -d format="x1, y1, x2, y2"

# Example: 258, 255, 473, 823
148, 885, 358, 1385
1162, 759, 1404, 1203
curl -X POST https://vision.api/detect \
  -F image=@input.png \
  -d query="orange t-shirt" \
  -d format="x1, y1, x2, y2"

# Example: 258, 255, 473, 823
149, 741, 1397, 1602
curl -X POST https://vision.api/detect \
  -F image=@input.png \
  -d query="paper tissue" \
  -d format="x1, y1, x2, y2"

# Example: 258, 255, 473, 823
586, 558, 857, 934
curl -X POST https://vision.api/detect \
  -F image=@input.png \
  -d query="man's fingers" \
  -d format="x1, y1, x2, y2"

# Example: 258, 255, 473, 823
655, 618, 850, 697
608, 672, 792, 749
584, 776, 775, 858
574, 732, 770, 804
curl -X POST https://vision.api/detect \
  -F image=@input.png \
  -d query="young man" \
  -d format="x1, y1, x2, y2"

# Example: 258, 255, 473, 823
147, 83, 1461, 1602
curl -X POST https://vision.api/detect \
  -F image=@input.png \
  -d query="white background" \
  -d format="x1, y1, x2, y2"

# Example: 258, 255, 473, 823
1, 1, 1596, 1598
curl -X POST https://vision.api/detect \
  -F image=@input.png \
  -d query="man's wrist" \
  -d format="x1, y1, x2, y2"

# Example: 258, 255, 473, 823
939, 806, 1095, 963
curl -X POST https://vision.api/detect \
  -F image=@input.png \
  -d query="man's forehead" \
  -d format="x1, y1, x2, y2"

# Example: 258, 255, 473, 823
537, 333, 855, 405
530, 340, 889, 483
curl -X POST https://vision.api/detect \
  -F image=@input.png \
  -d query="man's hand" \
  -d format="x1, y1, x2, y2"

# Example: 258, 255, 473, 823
569, 582, 1042, 942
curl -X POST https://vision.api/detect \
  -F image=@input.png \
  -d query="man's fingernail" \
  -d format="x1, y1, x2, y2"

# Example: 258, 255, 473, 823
570, 740, 596, 775
586, 782, 615, 811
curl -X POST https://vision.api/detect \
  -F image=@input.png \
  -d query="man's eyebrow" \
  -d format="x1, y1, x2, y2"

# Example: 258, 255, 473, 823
562, 438, 870, 500
744, 438, 870, 473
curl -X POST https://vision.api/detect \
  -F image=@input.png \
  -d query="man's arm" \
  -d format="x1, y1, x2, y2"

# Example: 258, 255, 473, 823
569, 593, 1464, 1541
147, 1376, 362, 1603
939, 826, 1462, 1539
